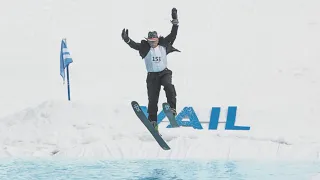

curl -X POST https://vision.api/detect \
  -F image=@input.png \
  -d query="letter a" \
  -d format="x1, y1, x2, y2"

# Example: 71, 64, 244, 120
171, 107, 203, 129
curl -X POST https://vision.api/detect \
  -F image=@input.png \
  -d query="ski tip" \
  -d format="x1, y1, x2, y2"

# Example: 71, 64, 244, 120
131, 101, 138, 105
162, 103, 171, 111
162, 102, 169, 107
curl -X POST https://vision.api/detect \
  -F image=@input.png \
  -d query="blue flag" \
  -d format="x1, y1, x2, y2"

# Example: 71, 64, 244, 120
60, 39, 73, 83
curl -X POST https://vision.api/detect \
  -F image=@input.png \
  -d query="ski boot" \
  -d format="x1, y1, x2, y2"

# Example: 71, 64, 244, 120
150, 121, 162, 136
150, 121, 159, 132
171, 108, 177, 117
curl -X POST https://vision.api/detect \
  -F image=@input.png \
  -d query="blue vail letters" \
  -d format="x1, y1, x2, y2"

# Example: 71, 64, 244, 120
140, 106, 250, 130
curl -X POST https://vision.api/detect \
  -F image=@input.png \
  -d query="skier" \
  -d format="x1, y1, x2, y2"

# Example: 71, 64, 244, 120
121, 8, 180, 132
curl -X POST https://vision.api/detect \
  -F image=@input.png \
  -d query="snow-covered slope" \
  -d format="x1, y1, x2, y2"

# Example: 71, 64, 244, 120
0, 0, 320, 160
0, 100, 319, 160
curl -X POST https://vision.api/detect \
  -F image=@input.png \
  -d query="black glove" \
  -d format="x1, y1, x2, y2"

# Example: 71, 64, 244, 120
121, 28, 130, 43
172, 8, 178, 19
171, 8, 179, 25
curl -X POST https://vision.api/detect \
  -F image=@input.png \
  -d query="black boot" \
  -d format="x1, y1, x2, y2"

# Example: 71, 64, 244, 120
171, 108, 177, 116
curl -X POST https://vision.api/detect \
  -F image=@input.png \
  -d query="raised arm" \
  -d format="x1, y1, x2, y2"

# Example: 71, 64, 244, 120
121, 28, 141, 51
164, 24, 178, 45
164, 8, 179, 45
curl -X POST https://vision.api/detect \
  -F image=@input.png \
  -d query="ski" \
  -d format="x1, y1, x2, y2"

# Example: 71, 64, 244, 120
162, 102, 179, 128
131, 101, 170, 150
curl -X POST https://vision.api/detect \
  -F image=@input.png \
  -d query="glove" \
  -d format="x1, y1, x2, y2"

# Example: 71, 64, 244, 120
121, 28, 130, 43
172, 8, 178, 20
171, 8, 179, 25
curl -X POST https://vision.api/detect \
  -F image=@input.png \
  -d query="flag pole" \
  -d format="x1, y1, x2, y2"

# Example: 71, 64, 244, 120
66, 64, 71, 101
64, 38, 71, 101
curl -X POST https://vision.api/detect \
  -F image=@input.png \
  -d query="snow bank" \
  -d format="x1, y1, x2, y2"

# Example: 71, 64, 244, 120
0, 100, 319, 160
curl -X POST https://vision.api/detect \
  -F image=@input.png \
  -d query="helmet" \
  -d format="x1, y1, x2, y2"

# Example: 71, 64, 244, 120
147, 31, 158, 41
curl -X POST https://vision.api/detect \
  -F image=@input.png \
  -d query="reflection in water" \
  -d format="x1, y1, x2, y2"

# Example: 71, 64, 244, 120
133, 160, 243, 179
139, 168, 181, 180
225, 161, 240, 177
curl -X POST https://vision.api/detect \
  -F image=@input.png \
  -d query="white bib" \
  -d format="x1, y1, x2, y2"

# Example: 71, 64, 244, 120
143, 46, 168, 72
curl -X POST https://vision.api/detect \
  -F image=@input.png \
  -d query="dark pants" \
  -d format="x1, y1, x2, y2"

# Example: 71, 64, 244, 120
146, 68, 177, 122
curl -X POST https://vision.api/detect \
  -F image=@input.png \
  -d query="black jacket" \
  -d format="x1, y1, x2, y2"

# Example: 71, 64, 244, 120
125, 24, 180, 59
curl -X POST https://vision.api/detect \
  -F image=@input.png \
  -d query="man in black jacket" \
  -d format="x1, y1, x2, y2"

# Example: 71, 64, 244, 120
121, 8, 180, 132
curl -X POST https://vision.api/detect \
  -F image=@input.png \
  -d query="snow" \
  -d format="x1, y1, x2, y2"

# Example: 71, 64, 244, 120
0, 0, 320, 160
0, 100, 319, 160
312, 174, 320, 180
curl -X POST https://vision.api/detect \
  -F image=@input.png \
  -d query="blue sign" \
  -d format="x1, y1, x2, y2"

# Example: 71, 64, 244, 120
140, 106, 250, 130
